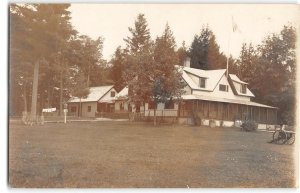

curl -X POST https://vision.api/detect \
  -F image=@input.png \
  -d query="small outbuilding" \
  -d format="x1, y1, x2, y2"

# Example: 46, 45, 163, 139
67, 85, 117, 117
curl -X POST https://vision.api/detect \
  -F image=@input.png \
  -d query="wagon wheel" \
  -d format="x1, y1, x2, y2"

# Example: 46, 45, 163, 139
285, 133, 295, 145
273, 130, 287, 145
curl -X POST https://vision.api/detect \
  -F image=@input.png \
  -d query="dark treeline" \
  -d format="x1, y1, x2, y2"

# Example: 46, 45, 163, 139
109, 16, 296, 125
10, 4, 112, 117
234, 26, 296, 125
10, 5, 296, 125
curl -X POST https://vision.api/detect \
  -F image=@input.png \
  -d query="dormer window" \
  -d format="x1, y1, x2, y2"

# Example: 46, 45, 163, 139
111, 91, 115, 97
199, 77, 206, 88
240, 84, 247, 94
219, 84, 228, 92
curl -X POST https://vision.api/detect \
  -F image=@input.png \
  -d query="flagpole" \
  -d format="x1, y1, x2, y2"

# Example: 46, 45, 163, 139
226, 17, 232, 78
227, 15, 237, 78
226, 32, 231, 78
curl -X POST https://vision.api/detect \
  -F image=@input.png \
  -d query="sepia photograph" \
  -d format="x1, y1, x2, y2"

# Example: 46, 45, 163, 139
8, 3, 298, 188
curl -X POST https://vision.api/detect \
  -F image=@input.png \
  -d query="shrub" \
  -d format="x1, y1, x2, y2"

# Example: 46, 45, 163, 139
209, 119, 216, 128
241, 120, 258, 131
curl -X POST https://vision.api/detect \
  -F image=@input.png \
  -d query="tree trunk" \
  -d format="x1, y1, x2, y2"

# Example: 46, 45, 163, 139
30, 60, 39, 121
47, 82, 51, 108
154, 105, 157, 126
59, 70, 63, 116
23, 82, 27, 113
39, 91, 44, 114
79, 98, 82, 117
87, 65, 90, 87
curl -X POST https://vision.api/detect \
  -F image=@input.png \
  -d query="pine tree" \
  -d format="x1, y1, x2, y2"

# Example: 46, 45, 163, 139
123, 14, 154, 108
189, 25, 226, 70
236, 43, 258, 85
152, 24, 185, 125
10, 4, 77, 119
177, 41, 188, 66
110, 46, 126, 91
10, 4, 33, 114
76, 35, 105, 87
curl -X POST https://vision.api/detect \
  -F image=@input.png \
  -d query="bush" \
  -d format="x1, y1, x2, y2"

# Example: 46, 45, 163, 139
241, 120, 258, 131
209, 120, 216, 128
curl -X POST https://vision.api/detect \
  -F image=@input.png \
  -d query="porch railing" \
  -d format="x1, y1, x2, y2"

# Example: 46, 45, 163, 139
144, 109, 178, 117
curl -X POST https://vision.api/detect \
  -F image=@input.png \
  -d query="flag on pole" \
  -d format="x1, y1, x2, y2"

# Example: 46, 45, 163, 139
226, 16, 240, 77
232, 16, 241, 33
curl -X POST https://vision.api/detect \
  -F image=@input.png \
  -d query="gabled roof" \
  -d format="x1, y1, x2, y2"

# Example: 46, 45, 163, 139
68, 85, 114, 103
183, 67, 210, 79
229, 74, 248, 84
179, 66, 256, 97
181, 70, 199, 90
235, 88, 255, 97
115, 86, 128, 100
228, 74, 255, 97
178, 66, 226, 91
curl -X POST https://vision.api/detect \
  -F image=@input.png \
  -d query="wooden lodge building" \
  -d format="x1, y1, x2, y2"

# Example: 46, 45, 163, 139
172, 64, 278, 129
67, 62, 278, 129
113, 63, 278, 129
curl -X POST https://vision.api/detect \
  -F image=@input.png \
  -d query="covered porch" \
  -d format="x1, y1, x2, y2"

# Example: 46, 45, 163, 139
178, 95, 278, 128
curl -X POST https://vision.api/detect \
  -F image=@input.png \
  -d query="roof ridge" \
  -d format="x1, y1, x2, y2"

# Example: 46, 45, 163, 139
89, 85, 114, 88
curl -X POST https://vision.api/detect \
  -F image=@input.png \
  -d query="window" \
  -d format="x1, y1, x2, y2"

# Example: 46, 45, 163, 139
219, 84, 228, 92
87, 106, 91, 112
240, 84, 247, 94
120, 103, 124, 111
110, 91, 115, 97
71, 106, 77, 112
199, 78, 206, 88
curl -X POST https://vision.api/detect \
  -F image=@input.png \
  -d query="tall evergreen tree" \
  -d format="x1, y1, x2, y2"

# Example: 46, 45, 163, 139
10, 4, 76, 119
236, 43, 258, 85
225, 55, 239, 76
177, 41, 188, 66
152, 24, 185, 125
75, 35, 106, 87
10, 4, 112, 119
123, 14, 154, 107
110, 46, 126, 91
189, 26, 226, 70
10, 4, 33, 114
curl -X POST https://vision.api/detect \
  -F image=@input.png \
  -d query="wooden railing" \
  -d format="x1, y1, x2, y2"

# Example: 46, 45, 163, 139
144, 109, 178, 117
96, 112, 130, 119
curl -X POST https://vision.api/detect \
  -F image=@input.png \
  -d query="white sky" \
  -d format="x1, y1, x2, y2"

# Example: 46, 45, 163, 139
69, 4, 299, 61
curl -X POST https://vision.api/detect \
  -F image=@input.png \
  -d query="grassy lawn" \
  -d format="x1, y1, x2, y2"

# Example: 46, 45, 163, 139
9, 120, 296, 188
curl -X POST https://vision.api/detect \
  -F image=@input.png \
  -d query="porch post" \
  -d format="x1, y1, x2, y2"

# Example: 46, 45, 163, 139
266, 108, 269, 124
258, 107, 261, 123
208, 101, 210, 118
247, 105, 249, 119
192, 100, 195, 112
